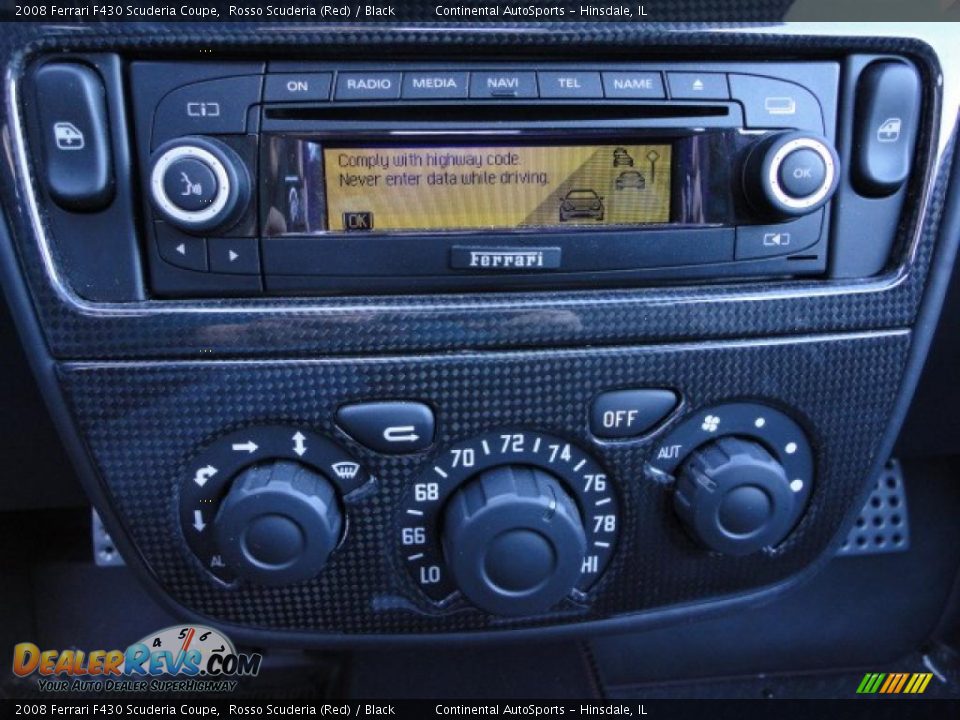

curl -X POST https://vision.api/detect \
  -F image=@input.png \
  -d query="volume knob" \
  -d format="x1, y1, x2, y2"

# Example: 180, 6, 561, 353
148, 137, 250, 234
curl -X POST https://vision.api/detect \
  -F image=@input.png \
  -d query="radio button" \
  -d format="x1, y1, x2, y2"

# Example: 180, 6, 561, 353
666, 72, 729, 100
401, 72, 469, 99
334, 72, 402, 101
735, 211, 823, 260
538, 71, 602, 99
469, 71, 538, 99
728, 74, 824, 133
601, 71, 665, 99
209, 237, 260, 275
265, 73, 332, 102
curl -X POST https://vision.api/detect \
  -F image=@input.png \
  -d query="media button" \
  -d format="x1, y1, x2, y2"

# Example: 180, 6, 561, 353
469, 71, 538, 99
601, 72, 665, 99
334, 72, 402, 101
401, 72, 469, 99
538, 71, 602, 99
265, 73, 333, 102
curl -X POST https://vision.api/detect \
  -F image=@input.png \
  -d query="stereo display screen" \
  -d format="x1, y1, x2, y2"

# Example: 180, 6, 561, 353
321, 143, 672, 232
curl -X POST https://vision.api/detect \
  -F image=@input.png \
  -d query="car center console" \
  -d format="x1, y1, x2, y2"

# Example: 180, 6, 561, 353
0, 23, 957, 644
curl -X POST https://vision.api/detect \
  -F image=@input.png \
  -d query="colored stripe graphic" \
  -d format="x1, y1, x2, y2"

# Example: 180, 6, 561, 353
857, 672, 932, 694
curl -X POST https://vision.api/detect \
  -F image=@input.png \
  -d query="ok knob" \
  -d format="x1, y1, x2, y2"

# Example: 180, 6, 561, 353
214, 461, 343, 585
148, 137, 250, 233
742, 131, 840, 220
442, 465, 587, 617
674, 437, 801, 556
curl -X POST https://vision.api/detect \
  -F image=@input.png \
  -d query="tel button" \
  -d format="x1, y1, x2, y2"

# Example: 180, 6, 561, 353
590, 390, 678, 439
538, 72, 602, 99
336, 402, 435, 454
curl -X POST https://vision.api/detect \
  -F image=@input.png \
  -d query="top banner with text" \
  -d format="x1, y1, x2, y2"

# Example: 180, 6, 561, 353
2, 0, 960, 23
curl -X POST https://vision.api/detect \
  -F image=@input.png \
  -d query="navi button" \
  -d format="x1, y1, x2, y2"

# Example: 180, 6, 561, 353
469, 72, 538, 99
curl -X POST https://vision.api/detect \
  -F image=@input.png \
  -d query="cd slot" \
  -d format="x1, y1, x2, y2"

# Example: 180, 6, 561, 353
263, 102, 731, 123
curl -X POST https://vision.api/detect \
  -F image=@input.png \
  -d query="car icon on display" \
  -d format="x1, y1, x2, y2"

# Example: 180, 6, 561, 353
559, 189, 605, 222
615, 170, 646, 190
612, 147, 635, 167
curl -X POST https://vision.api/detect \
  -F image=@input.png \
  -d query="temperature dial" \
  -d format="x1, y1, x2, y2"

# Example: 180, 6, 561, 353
443, 465, 587, 617
400, 431, 619, 614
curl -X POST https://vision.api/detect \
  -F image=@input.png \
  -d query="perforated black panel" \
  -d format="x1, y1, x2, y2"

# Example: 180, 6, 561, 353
60, 331, 908, 635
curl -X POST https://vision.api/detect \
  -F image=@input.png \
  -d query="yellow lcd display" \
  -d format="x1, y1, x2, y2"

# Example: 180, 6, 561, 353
323, 144, 671, 232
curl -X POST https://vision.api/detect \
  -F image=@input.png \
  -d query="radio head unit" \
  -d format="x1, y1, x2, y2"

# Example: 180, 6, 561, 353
132, 61, 850, 297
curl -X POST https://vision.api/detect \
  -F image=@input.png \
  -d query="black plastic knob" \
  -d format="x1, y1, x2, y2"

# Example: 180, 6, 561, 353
442, 465, 586, 617
148, 136, 249, 234
674, 437, 799, 556
743, 131, 840, 220
214, 461, 342, 585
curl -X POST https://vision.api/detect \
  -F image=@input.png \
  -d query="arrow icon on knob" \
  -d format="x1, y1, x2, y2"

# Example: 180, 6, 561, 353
192, 465, 218, 488
231, 440, 258, 454
292, 431, 307, 457
192, 510, 206, 532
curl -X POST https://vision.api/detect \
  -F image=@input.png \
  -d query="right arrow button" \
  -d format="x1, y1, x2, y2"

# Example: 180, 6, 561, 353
209, 237, 260, 275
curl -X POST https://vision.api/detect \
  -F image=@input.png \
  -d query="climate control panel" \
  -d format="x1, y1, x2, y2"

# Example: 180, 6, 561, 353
172, 399, 819, 621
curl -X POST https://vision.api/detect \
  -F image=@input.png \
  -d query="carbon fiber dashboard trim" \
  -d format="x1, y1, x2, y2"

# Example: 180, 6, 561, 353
59, 331, 907, 635
0, 23, 953, 360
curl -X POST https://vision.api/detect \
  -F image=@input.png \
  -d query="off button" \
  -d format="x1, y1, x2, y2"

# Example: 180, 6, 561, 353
590, 390, 678, 439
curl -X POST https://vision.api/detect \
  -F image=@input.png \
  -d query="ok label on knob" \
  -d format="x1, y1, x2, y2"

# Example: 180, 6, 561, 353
399, 430, 620, 605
